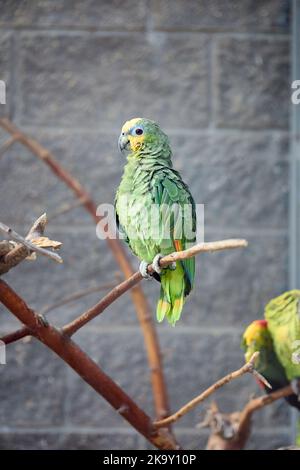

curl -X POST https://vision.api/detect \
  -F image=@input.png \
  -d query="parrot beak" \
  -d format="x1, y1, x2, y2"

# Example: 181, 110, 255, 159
118, 134, 130, 153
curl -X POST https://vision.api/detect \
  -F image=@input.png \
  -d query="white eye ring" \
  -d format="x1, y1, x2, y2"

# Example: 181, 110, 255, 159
133, 128, 143, 136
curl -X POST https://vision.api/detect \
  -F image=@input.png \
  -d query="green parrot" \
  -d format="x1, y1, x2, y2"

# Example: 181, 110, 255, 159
242, 299, 300, 411
115, 118, 196, 326
265, 290, 300, 385
241, 320, 296, 407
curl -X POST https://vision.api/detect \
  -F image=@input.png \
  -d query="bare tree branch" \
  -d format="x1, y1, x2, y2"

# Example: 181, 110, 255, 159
62, 238, 248, 337
0, 279, 178, 450
153, 352, 260, 428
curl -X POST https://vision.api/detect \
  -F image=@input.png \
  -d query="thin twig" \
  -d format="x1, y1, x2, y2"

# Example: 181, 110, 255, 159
1, 326, 32, 345
47, 196, 88, 221
0, 135, 18, 158
0, 221, 63, 264
63, 272, 141, 336
251, 369, 272, 389
153, 352, 259, 428
40, 280, 120, 315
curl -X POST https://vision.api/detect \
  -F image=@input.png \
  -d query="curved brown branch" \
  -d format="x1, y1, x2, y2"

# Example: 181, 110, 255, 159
0, 118, 170, 422
0, 279, 178, 450
153, 352, 259, 428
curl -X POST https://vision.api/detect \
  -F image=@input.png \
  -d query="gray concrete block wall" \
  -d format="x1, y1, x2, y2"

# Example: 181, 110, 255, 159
0, 1, 291, 450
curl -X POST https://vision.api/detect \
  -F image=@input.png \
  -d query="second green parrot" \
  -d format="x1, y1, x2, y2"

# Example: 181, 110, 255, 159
242, 290, 300, 410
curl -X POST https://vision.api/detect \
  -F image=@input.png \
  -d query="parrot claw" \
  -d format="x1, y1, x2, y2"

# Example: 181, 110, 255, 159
169, 261, 176, 270
152, 254, 163, 274
291, 379, 300, 401
139, 261, 153, 280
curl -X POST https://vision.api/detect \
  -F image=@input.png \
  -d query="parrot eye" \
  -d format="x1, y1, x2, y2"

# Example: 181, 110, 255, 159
134, 128, 143, 136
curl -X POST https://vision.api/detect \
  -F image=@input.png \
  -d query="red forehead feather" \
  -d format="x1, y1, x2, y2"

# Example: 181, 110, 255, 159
255, 319, 268, 328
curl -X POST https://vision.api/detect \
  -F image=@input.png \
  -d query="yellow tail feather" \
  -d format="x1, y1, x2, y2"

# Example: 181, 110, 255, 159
156, 263, 186, 325
156, 298, 171, 323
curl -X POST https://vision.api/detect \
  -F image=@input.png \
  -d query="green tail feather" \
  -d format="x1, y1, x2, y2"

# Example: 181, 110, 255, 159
156, 263, 187, 326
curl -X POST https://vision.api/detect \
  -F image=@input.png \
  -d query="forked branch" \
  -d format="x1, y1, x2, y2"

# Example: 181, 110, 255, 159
0, 214, 62, 274
153, 352, 262, 428
203, 385, 295, 450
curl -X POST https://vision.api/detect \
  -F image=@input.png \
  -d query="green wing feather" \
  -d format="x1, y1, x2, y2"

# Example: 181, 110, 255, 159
115, 208, 129, 246
152, 169, 196, 294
